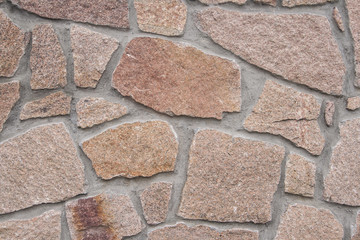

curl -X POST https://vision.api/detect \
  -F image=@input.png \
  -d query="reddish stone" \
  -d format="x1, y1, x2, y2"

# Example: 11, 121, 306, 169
347, 0, 360, 86
0, 82, 20, 133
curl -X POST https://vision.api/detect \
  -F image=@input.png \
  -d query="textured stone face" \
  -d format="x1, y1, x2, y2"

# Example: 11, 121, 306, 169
178, 129, 285, 223
325, 101, 335, 126
347, 0, 360, 86
244, 80, 324, 156
333, 7, 345, 32
113, 37, 241, 119
134, 0, 187, 36
82, 121, 178, 180
197, 8, 345, 95
282, 0, 335, 7
254, 0, 276, 6
275, 204, 343, 240
198, 0, 247, 4
20, 92, 71, 120
66, 193, 143, 240
0, 82, 20, 133
347, 96, 360, 110
10, 0, 129, 28
71, 25, 119, 88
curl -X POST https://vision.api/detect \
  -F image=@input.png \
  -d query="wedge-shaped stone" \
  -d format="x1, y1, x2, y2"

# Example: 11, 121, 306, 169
352, 211, 360, 239
244, 80, 325, 155
283, 0, 335, 7
82, 121, 178, 180
0, 82, 20, 133
333, 7, 345, 32
197, 8, 345, 95
347, 0, 360, 86
198, 0, 247, 4
178, 129, 284, 223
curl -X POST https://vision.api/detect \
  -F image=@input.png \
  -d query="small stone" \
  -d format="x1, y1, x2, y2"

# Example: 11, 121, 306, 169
0, 82, 20, 133
347, 0, 360, 86
66, 193, 143, 240
0, 123, 85, 214
283, 0, 335, 7
352, 212, 360, 239
134, 0, 187, 36
333, 7, 345, 32
198, 0, 247, 5
197, 8, 345, 95
76, 97, 127, 128
140, 182, 172, 225
285, 154, 316, 197
275, 204, 343, 240
20, 92, 71, 120
347, 96, 360, 110
0, 210, 61, 240
0, 10, 29, 77
71, 25, 119, 88
178, 129, 284, 223
113, 37, 241, 119
82, 121, 178, 180
254, 0, 276, 6
325, 101, 335, 126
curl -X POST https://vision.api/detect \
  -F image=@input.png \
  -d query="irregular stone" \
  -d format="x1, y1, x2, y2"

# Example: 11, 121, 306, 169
347, 96, 360, 110
285, 154, 316, 197
149, 224, 259, 240
325, 101, 335, 126
347, 0, 360, 86
198, 0, 247, 5
76, 97, 127, 128
178, 129, 284, 223
254, 0, 276, 6
71, 25, 119, 88
0, 210, 61, 240
0, 123, 85, 214
30, 24, 67, 90
134, 0, 187, 36
0, 10, 29, 77
20, 92, 71, 120
244, 80, 325, 156
140, 182, 172, 225
282, 0, 335, 7
66, 193, 143, 240
113, 37, 241, 119
0, 82, 20, 133
352, 212, 360, 239
197, 8, 345, 95
333, 7, 345, 32
275, 204, 343, 240
10, 0, 129, 28
82, 121, 178, 180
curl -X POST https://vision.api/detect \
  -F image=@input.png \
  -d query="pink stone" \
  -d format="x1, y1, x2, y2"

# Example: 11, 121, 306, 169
347, 0, 360, 86
198, 0, 247, 5
347, 96, 360, 111
325, 101, 335, 126
0, 82, 20, 133
254, 0, 276, 6
283, 0, 336, 7
333, 7, 345, 32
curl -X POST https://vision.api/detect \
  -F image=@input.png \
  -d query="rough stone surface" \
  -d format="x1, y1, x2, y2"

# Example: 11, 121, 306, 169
82, 121, 178, 180
71, 25, 119, 88
285, 154, 316, 197
347, 96, 360, 110
113, 37, 241, 119
275, 204, 343, 240
0, 210, 61, 240
352, 212, 360, 240
10, 0, 129, 28
325, 101, 335, 126
20, 92, 71, 120
347, 0, 360, 86
0, 123, 85, 214
134, 0, 187, 36
140, 182, 172, 225
197, 8, 345, 95
178, 129, 285, 223
254, 0, 276, 5
66, 193, 143, 240
198, 0, 247, 4
0, 82, 20, 133
333, 7, 345, 32
30, 24, 66, 90
282, 0, 335, 7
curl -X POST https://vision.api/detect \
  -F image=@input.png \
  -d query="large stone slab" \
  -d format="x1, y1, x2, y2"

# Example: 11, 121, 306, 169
283, 0, 335, 7
0, 82, 20, 133
347, 0, 360, 86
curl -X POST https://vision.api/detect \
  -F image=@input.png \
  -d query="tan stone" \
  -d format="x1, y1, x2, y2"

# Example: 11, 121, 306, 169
0, 10, 29, 77
20, 92, 71, 120
199, 0, 247, 5
66, 193, 143, 240
10, 0, 129, 28
333, 7, 345, 32
0, 82, 20, 133
275, 204, 343, 240
347, 96, 360, 110
254, 0, 276, 6
140, 182, 172, 225
82, 121, 178, 180
71, 25, 119, 88
0, 123, 85, 214
0, 210, 61, 240
30, 24, 67, 90
134, 0, 187, 36
325, 101, 335, 126
178, 129, 285, 223
347, 0, 360, 86
352, 212, 360, 240
244, 80, 325, 156
197, 8, 345, 95
113, 37, 241, 119
283, 0, 335, 7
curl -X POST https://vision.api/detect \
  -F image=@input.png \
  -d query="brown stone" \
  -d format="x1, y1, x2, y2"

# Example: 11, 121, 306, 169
333, 7, 345, 32
347, 0, 360, 86
113, 37, 241, 119
10, 0, 129, 28
134, 0, 187, 36
254, 0, 276, 6
244, 80, 325, 156
197, 8, 345, 95
140, 182, 172, 225
178, 129, 284, 223
30, 24, 67, 90
347, 96, 360, 110
352, 212, 360, 240
0, 210, 61, 239
325, 101, 335, 126
20, 92, 71, 120
0, 123, 85, 214
0, 10, 29, 77
82, 121, 178, 180
275, 204, 343, 240
71, 25, 119, 88
282, 0, 335, 7
0, 82, 20, 133
66, 193, 143, 240
198, 0, 247, 4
